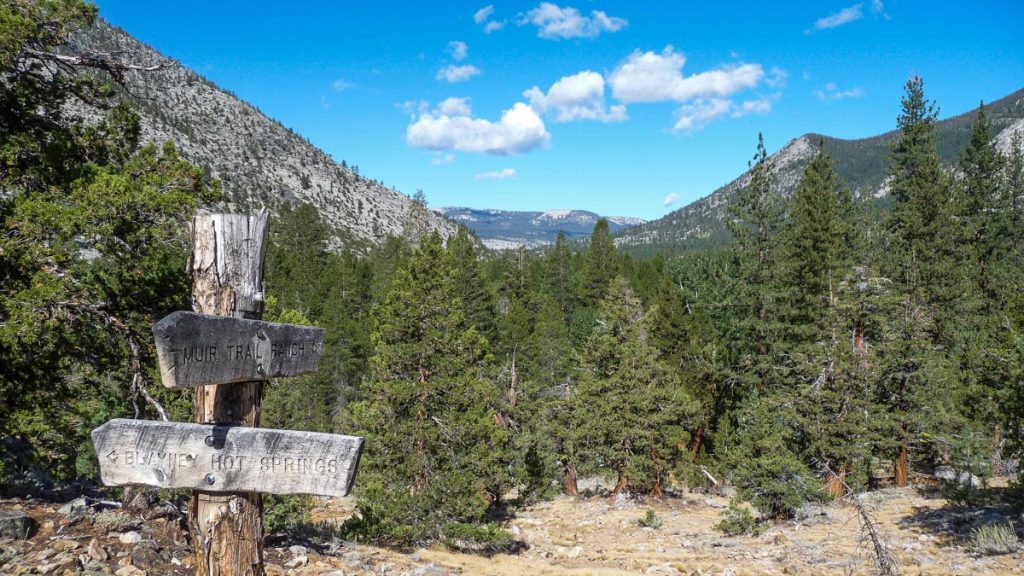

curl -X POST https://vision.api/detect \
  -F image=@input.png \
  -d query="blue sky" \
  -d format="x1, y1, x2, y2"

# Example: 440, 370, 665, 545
94, 1, 1024, 220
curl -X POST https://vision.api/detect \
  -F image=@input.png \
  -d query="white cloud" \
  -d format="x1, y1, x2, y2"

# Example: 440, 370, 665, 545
815, 82, 864, 100
407, 100, 550, 155
447, 41, 468, 61
436, 64, 481, 83
813, 3, 863, 31
331, 78, 352, 91
320, 96, 331, 110
765, 67, 788, 89
523, 70, 627, 123
520, 3, 627, 40
662, 192, 680, 207
474, 5, 495, 24
474, 4, 506, 33
437, 97, 472, 116
431, 153, 456, 166
871, 0, 885, 14
475, 168, 517, 180
609, 47, 764, 103
673, 95, 772, 133
737, 96, 772, 115
674, 98, 732, 132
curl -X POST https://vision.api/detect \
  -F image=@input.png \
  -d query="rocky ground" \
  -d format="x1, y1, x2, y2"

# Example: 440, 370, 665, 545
1, 484, 1022, 575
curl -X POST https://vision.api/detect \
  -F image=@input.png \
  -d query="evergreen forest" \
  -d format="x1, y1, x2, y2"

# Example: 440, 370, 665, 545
2, 0, 1023, 553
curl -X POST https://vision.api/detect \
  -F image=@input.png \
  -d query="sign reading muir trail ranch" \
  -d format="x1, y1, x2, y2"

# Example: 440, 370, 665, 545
92, 419, 363, 497
153, 311, 325, 388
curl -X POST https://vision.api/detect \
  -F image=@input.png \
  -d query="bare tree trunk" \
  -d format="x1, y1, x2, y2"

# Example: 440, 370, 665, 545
613, 470, 629, 495
564, 463, 578, 497
188, 212, 269, 576
826, 465, 847, 500
689, 424, 706, 462
894, 443, 909, 488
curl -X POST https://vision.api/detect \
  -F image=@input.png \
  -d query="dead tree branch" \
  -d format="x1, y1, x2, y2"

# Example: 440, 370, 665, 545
55, 299, 169, 421
818, 461, 899, 576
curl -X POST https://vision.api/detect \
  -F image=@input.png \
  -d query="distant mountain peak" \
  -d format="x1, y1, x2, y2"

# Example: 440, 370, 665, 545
438, 207, 645, 250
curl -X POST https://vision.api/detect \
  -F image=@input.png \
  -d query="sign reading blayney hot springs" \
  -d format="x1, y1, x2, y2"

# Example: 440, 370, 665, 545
153, 311, 324, 388
92, 419, 363, 497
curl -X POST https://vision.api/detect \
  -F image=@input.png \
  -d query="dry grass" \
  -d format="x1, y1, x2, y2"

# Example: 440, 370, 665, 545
309, 484, 1024, 575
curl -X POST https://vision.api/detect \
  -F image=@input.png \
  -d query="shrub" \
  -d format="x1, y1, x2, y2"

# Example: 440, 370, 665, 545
264, 495, 314, 535
441, 522, 514, 553
714, 503, 766, 537
970, 522, 1019, 555
638, 509, 663, 529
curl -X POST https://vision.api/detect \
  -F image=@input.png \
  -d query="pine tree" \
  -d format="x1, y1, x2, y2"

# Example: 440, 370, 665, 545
648, 277, 719, 462
573, 277, 696, 496
545, 231, 576, 320
447, 227, 496, 345
778, 141, 855, 347
882, 76, 962, 485
348, 234, 515, 545
727, 133, 783, 393
886, 76, 956, 319
958, 103, 1006, 301
580, 219, 620, 306
515, 293, 573, 500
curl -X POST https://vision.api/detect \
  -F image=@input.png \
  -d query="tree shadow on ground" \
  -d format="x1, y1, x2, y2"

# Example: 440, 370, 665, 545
896, 485, 1019, 548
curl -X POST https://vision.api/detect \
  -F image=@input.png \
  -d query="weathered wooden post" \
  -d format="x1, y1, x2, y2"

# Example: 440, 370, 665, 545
91, 210, 363, 576
188, 211, 269, 575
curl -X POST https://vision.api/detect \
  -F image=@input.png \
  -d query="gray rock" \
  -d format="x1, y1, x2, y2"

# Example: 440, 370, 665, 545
58, 497, 88, 515
92, 511, 139, 533
288, 544, 308, 557
129, 544, 163, 569
612, 492, 636, 510
283, 555, 307, 568
59, 497, 95, 523
934, 465, 982, 488
934, 465, 957, 482
342, 551, 365, 563
0, 511, 37, 540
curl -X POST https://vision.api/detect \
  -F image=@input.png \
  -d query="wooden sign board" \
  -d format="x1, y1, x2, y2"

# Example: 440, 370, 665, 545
91, 419, 363, 497
153, 311, 324, 389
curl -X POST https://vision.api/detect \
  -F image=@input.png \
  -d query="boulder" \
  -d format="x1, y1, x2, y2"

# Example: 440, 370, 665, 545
934, 465, 982, 488
0, 511, 37, 540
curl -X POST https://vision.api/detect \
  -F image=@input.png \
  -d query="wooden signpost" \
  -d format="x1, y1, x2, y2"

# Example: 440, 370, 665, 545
92, 211, 363, 576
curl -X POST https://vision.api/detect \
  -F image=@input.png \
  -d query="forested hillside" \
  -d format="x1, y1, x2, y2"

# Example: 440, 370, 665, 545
1, 0, 1022, 569
618, 87, 1024, 256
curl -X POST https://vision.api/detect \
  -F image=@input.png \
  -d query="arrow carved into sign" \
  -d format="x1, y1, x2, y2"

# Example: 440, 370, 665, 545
152, 311, 324, 389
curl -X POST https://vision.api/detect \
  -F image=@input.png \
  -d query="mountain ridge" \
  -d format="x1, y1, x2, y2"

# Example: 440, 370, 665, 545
617, 87, 1024, 256
67, 20, 458, 252
437, 207, 645, 250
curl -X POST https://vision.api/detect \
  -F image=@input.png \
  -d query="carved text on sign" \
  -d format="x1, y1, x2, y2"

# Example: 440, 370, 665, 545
153, 311, 324, 388
92, 419, 363, 497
